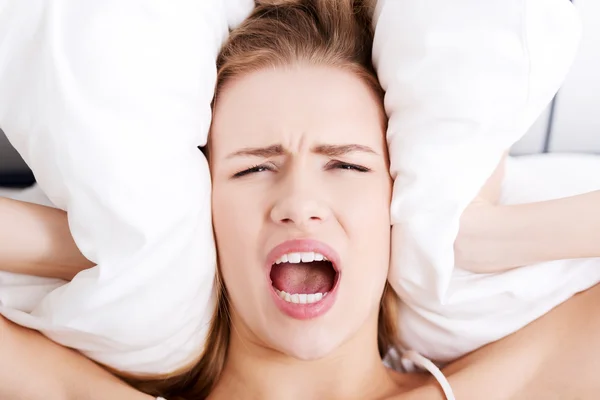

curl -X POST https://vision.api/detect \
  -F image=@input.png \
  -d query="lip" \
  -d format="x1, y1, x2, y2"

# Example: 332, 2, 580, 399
266, 239, 341, 320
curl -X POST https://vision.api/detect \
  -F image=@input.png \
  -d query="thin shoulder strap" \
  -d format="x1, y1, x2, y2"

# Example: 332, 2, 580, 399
401, 350, 455, 400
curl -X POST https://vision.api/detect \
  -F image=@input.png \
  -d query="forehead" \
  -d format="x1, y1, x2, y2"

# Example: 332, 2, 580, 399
210, 65, 385, 157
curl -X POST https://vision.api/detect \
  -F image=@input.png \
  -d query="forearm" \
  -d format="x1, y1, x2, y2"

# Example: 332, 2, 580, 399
0, 316, 153, 400
498, 190, 600, 265
0, 197, 94, 280
458, 190, 600, 272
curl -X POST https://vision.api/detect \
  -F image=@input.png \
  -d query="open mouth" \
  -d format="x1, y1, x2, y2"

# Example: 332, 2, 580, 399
269, 251, 339, 305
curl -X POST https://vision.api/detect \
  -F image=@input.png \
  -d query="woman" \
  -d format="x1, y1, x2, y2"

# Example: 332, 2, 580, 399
1, 1, 600, 399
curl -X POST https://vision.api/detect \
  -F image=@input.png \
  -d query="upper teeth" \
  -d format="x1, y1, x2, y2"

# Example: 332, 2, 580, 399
274, 252, 328, 264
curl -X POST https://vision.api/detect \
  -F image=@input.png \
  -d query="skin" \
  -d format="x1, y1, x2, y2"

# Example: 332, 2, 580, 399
0, 317, 152, 400
0, 197, 94, 280
455, 154, 600, 272
208, 64, 397, 399
2, 279, 600, 399
1, 65, 600, 399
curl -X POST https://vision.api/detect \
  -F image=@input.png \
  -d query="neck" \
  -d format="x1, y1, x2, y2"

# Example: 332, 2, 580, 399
210, 312, 401, 400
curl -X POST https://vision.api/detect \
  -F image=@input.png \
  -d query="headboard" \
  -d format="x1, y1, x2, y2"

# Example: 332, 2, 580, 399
1, 0, 598, 187
511, 0, 600, 155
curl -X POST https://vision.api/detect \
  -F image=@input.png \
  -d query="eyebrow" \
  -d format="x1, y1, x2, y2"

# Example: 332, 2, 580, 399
314, 144, 377, 157
227, 144, 285, 159
227, 143, 378, 159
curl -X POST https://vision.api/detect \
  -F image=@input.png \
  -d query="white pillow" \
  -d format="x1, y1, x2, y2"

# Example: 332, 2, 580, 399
0, 0, 253, 375
0, 0, 582, 374
373, 0, 583, 361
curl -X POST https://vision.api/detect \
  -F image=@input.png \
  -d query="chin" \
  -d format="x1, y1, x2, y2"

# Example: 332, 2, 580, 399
271, 329, 344, 361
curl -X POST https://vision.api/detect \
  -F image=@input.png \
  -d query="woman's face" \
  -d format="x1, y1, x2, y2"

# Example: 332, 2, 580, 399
210, 65, 392, 360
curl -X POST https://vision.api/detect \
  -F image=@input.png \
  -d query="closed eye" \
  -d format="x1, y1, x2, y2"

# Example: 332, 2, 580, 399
326, 160, 371, 173
232, 163, 276, 178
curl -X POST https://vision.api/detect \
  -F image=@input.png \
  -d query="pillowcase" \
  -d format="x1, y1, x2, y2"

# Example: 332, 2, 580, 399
0, 0, 253, 375
372, 0, 582, 361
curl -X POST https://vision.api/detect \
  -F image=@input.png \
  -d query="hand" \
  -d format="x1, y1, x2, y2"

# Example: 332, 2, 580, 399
454, 153, 511, 273
454, 200, 513, 273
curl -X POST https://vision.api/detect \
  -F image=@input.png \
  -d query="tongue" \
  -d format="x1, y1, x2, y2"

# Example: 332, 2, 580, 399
270, 261, 335, 294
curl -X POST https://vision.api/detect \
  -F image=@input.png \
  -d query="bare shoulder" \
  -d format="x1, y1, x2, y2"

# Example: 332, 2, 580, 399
364, 283, 600, 400
443, 283, 600, 399
380, 368, 445, 399
0, 315, 153, 400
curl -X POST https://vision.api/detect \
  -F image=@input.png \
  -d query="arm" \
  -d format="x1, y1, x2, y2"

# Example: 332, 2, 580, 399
0, 197, 94, 280
0, 315, 153, 400
395, 284, 600, 400
456, 190, 600, 273
442, 282, 600, 399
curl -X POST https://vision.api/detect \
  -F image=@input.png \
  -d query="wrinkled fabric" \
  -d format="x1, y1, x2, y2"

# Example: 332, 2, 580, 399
373, 0, 584, 361
0, 0, 253, 374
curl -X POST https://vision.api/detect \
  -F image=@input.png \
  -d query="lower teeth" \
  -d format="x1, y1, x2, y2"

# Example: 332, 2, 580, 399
275, 289, 327, 304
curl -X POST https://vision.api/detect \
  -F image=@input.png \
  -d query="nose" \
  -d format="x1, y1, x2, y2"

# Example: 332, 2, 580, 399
270, 172, 331, 230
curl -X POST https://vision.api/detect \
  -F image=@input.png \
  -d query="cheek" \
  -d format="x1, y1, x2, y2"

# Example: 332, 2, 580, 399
212, 182, 268, 313
336, 173, 391, 237
212, 180, 263, 242
212, 185, 257, 273
336, 174, 392, 283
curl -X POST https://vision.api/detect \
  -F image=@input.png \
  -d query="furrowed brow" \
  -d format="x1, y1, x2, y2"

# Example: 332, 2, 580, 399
227, 144, 286, 159
313, 144, 377, 157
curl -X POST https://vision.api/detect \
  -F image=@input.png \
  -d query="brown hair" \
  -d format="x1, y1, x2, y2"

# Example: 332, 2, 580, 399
127, 1, 398, 398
